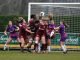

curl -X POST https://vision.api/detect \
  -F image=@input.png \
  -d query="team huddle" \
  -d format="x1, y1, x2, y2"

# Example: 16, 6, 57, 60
3, 14, 69, 54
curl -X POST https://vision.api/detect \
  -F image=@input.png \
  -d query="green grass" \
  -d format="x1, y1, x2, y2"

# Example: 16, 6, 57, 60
0, 51, 80, 60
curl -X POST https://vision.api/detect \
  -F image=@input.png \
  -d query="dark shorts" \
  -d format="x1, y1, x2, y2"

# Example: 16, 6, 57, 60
60, 33, 67, 42
10, 33, 18, 39
19, 33, 27, 40
19, 33, 29, 43
32, 32, 36, 40
46, 34, 50, 40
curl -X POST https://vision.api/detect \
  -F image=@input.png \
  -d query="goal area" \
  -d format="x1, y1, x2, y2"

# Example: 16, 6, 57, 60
28, 3, 80, 50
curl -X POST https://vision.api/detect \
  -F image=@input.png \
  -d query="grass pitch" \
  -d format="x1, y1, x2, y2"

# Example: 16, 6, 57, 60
0, 51, 80, 60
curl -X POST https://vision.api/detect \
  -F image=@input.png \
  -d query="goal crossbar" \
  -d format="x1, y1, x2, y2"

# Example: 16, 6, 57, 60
28, 2, 80, 22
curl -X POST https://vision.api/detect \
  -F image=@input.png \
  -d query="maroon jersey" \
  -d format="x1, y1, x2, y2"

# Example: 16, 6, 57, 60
29, 19, 35, 26
29, 19, 35, 32
19, 23, 27, 35
19, 22, 30, 41
39, 23, 47, 30
36, 23, 47, 37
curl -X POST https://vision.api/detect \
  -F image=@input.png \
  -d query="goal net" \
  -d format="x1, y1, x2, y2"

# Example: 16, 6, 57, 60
28, 3, 80, 50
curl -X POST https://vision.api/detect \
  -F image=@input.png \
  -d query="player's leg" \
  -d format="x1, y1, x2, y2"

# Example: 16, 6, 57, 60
34, 35, 40, 52
17, 37, 21, 48
47, 38, 51, 52
60, 33, 67, 54
4, 37, 12, 50
20, 36, 25, 52
26, 35, 33, 53
27, 35, 33, 49
60, 38, 67, 54
41, 35, 46, 53
47, 34, 55, 52
45, 34, 51, 53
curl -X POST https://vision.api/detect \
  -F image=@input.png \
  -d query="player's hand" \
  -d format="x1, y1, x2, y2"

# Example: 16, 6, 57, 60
4, 31, 7, 35
31, 32, 34, 34
15, 27, 19, 31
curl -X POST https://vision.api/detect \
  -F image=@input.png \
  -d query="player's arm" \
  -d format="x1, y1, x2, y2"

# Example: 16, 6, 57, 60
24, 24, 34, 34
4, 31, 7, 35
15, 27, 19, 31
4, 25, 8, 35
54, 26, 60, 32
22, 23, 34, 34
25, 28, 34, 34
27, 24, 31, 30
14, 25, 19, 31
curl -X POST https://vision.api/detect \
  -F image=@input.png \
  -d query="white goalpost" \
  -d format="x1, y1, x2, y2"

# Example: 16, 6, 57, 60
28, 2, 80, 22
28, 2, 80, 50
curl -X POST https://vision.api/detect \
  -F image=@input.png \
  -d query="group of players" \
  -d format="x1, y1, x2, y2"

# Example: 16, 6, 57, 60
3, 13, 68, 54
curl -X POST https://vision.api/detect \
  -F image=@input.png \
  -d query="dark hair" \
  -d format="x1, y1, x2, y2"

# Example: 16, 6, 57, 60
35, 20, 39, 23
31, 14, 36, 19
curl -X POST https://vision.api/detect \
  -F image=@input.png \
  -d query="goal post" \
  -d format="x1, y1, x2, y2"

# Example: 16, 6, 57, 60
28, 2, 80, 22
28, 2, 80, 50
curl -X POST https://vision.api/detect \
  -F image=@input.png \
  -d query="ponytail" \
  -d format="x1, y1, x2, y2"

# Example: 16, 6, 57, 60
63, 21, 69, 28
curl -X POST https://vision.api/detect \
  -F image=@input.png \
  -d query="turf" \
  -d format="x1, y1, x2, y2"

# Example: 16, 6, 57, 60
0, 51, 80, 60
